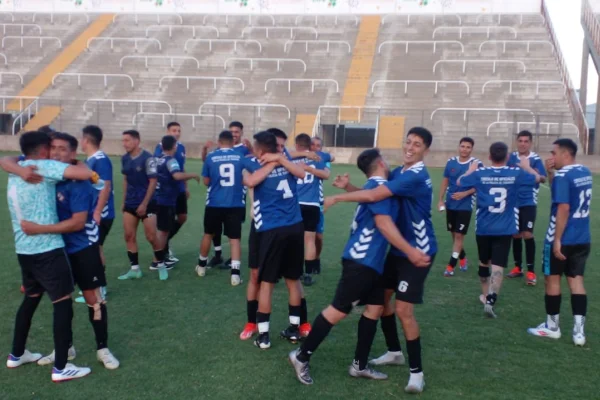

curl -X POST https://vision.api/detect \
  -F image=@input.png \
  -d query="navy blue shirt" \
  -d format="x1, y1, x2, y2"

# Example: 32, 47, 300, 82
443, 157, 482, 211
507, 152, 547, 207
202, 148, 246, 208
155, 142, 186, 193
156, 155, 181, 207
86, 151, 115, 220
122, 150, 157, 208
56, 180, 99, 254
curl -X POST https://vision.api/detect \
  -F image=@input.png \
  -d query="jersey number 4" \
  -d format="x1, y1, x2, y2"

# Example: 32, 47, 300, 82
277, 179, 294, 199
219, 164, 234, 187
489, 188, 507, 213
573, 188, 592, 219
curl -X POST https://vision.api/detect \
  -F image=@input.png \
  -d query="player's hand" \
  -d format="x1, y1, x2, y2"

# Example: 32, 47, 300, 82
323, 196, 337, 212
18, 165, 43, 184
192, 175, 200, 184
204, 140, 215, 150
553, 241, 566, 261
186, 189, 191, 199
407, 248, 431, 267
451, 191, 469, 201
259, 153, 282, 164
93, 209, 102, 225
333, 173, 349, 190
467, 161, 479, 173
242, 138, 252, 149
305, 152, 321, 162
136, 204, 147, 217
545, 158, 555, 171
437, 200, 446, 211
518, 156, 531, 170
20, 220, 41, 235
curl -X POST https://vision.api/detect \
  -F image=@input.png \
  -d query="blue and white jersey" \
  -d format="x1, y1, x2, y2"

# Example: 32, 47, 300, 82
545, 164, 592, 246
155, 142, 186, 193
56, 180, 99, 254
121, 150, 157, 208
343, 177, 398, 274
292, 155, 327, 207
460, 166, 537, 236
156, 155, 181, 207
86, 150, 115, 220
385, 162, 437, 257
508, 152, 547, 207
243, 157, 302, 232
317, 151, 332, 209
443, 157, 482, 211
233, 143, 251, 157
202, 148, 246, 208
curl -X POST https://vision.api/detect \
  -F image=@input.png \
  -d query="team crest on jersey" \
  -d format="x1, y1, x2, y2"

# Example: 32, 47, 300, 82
136, 166, 142, 172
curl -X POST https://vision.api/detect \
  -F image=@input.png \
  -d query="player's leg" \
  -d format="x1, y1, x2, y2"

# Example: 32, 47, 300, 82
208, 224, 224, 268
166, 192, 187, 263
224, 208, 244, 286
96, 218, 113, 300
483, 236, 512, 318
444, 211, 457, 277
119, 211, 143, 280
280, 224, 305, 343
196, 207, 220, 277
153, 206, 173, 281
508, 207, 525, 278
301, 206, 320, 286
475, 235, 491, 304
566, 244, 589, 346
521, 206, 538, 285
314, 210, 325, 274
240, 223, 259, 340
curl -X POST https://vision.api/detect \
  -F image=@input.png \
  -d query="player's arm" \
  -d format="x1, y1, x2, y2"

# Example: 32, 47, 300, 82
438, 177, 448, 210
288, 150, 321, 162
533, 158, 547, 183
332, 173, 360, 192
172, 172, 200, 183
243, 162, 278, 188
374, 215, 430, 267
121, 175, 127, 211
21, 211, 87, 235
140, 158, 158, 210
201, 141, 215, 162
304, 164, 330, 180
0, 156, 43, 183
141, 178, 157, 208
93, 159, 112, 221
63, 164, 97, 182
553, 203, 569, 260
326, 185, 393, 210
457, 162, 479, 186
201, 158, 211, 187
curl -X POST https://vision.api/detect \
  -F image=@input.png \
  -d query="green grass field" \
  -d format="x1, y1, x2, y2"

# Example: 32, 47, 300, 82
0, 158, 599, 400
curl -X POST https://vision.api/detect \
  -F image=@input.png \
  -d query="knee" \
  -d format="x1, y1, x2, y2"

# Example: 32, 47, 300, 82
145, 231, 156, 244
395, 302, 414, 321
250, 269, 259, 284
364, 305, 384, 319
124, 231, 135, 243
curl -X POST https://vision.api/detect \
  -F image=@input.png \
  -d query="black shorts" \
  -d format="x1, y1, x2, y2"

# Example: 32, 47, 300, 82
300, 204, 320, 232
18, 248, 74, 302
476, 235, 512, 268
383, 252, 400, 290
543, 243, 589, 277
204, 206, 245, 239
248, 222, 259, 269
385, 253, 434, 304
257, 222, 304, 283
68, 244, 106, 291
331, 259, 385, 314
176, 191, 188, 215
517, 206, 537, 233
157, 204, 176, 233
446, 209, 472, 235
98, 218, 114, 246
123, 201, 157, 220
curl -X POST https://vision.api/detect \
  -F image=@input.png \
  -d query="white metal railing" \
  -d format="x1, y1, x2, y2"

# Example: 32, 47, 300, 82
294, 14, 359, 27
1, 36, 61, 48
0, 23, 42, 34
265, 78, 339, 94
241, 26, 318, 39
132, 112, 226, 129
120, 55, 200, 69
486, 121, 579, 137
83, 99, 173, 114
12, 98, 39, 136
145, 25, 220, 39
0, 13, 14, 22
159, 76, 245, 92
432, 26, 517, 39
87, 37, 162, 51
0, 53, 7, 66
433, 59, 526, 74
475, 13, 546, 26
378, 40, 464, 54
184, 38, 262, 53
478, 40, 554, 54
382, 14, 462, 26
284, 40, 351, 54
31, 12, 90, 24
0, 96, 39, 113
481, 80, 566, 95
371, 80, 470, 95
224, 58, 307, 72
202, 14, 275, 26
199, 102, 291, 119
0, 72, 23, 86
431, 107, 535, 122
52, 73, 135, 89
113, 13, 183, 25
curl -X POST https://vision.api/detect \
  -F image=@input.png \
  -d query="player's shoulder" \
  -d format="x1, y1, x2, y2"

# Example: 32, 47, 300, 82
364, 176, 387, 189
529, 152, 541, 160
556, 164, 591, 178
446, 156, 458, 164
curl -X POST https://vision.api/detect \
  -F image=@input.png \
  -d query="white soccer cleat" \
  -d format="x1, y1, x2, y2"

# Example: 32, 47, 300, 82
573, 329, 586, 347
369, 351, 405, 366
405, 372, 425, 394
51, 363, 91, 382
231, 274, 241, 286
97, 348, 120, 370
6, 349, 42, 368
195, 265, 206, 277
37, 347, 77, 366
527, 323, 561, 340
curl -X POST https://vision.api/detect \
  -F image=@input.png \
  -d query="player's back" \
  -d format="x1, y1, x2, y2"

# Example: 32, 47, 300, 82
121, 150, 157, 206
444, 157, 480, 210
56, 180, 99, 254
156, 155, 180, 206
203, 148, 246, 208
86, 150, 114, 219
293, 156, 325, 207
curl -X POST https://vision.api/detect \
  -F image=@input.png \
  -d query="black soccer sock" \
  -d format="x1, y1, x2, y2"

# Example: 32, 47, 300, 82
406, 337, 423, 374
524, 238, 535, 272
53, 299, 73, 371
300, 298, 308, 325
512, 238, 522, 269
11, 295, 42, 357
305, 259, 319, 275
459, 249, 466, 260
448, 252, 459, 268
545, 294, 561, 315
168, 221, 182, 240
127, 251, 139, 267
256, 312, 270, 334
154, 249, 165, 264
164, 242, 170, 255
289, 304, 301, 328
88, 303, 108, 350
354, 315, 378, 370
380, 314, 402, 352
247, 300, 258, 324
571, 294, 587, 317
198, 256, 208, 267
298, 313, 333, 363
486, 293, 498, 306
213, 235, 222, 258
314, 258, 321, 274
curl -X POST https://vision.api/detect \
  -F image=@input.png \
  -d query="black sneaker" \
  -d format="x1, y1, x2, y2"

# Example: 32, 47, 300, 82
164, 256, 178, 268
207, 255, 223, 269
254, 332, 271, 350
280, 325, 301, 344
219, 258, 232, 270
303, 274, 315, 287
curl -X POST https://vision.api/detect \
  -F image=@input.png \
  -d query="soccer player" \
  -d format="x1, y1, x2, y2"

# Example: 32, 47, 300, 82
154, 122, 186, 265
293, 133, 330, 286
196, 130, 246, 286
289, 148, 430, 385
438, 137, 482, 277
527, 139, 591, 346
506, 130, 547, 285
16, 133, 119, 369
3, 131, 94, 382
458, 142, 542, 318
118, 130, 160, 280
325, 127, 438, 394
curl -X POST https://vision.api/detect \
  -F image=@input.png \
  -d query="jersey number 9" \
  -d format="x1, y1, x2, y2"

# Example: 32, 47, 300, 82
219, 163, 234, 187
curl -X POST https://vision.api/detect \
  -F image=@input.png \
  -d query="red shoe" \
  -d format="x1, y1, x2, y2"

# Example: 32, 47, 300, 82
526, 271, 537, 286
443, 266, 454, 277
239, 323, 257, 340
19, 285, 24, 294
506, 266, 523, 278
300, 322, 311, 338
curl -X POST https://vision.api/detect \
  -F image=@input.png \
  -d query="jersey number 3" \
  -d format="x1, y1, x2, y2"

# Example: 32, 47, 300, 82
489, 188, 507, 213
573, 189, 592, 219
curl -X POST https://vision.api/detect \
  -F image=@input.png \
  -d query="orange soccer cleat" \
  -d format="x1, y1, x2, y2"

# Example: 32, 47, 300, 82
239, 323, 257, 340
299, 322, 312, 338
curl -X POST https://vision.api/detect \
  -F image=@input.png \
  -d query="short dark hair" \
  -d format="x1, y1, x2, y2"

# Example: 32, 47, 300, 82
407, 127, 433, 148
357, 148, 381, 176
253, 131, 277, 154
161, 135, 177, 151
312, 136, 322, 143
267, 128, 287, 140
295, 133, 311, 149
52, 132, 78, 152
517, 130, 533, 141
489, 142, 508, 163
218, 130, 234, 143
123, 130, 140, 140
38, 125, 55, 134
229, 121, 244, 130
82, 125, 103, 146
553, 138, 578, 157
167, 122, 180, 130
20, 131, 52, 156
460, 136, 474, 146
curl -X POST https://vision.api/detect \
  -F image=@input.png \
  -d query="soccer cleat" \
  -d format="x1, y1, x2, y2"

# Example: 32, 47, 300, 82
7, 350, 42, 368
405, 372, 425, 394
303, 274, 315, 287
289, 349, 313, 385
117, 269, 142, 280
506, 266, 523, 278
150, 261, 174, 271
97, 348, 119, 370
443, 266, 454, 277
158, 267, 169, 281
369, 351, 405, 366
348, 361, 388, 380
299, 323, 312, 338
240, 323, 258, 340
219, 258, 232, 270
254, 333, 271, 350
459, 258, 468, 271
573, 332, 586, 347
527, 323, 561, 340
165, 255, 178, 268
207, 255, 223, 269
231, 274, 241, 286
280, 325, 301, 344
484, 304, 497, 319
195, 265, 206, 277
526, 271, 537, 286
167, 249, 179, 263
75, 296, 86, 304
51, 363, 91, 382
37, 347, 77, 366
